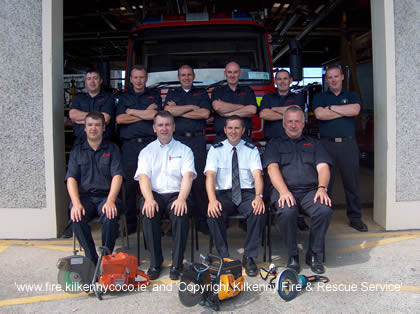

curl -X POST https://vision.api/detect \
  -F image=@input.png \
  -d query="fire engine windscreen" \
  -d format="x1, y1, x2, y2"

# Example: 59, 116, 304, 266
130, 24, 272, 88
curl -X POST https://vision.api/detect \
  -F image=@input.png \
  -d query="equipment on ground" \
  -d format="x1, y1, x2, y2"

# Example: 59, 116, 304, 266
57, 253, 95, 294
57, 246, 149, 299
178, 254, 244, 311
260, 264, 329, 301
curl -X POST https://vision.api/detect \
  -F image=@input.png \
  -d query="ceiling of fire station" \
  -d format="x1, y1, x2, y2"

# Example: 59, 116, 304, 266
64, 0, 372, 73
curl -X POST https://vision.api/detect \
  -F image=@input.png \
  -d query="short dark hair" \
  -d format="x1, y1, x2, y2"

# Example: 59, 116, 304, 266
225, 115, 244, 128
85, 68, 102, 79
178, 64, 194, 76
275, 69, 291, 79
85, 111, 105, 126
131, 64, 147, 75
325, 64, 343, 75
154, 110, 174, 124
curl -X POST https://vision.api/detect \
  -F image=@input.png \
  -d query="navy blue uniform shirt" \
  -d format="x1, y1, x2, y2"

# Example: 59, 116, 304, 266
164, 87, 211, 133
312, 89, 361, 137
70, 91, 115, 139
263, 136, 332, 193
65, 140, 124, 197
116, 89, 162, 139
211, 85, 257, 134
260, 91, 305, 139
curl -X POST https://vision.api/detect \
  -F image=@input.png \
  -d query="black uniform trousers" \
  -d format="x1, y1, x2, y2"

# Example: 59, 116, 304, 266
141, 192, 190, 268
207, 189, 266, 258
174, 135, 208, 226
321, 138, 362, 222
71, 195, 120, 264
121, 140, 151, 228
272, 189, 332, 257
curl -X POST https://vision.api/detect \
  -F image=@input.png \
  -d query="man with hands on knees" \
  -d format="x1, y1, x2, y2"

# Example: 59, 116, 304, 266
66, 112, 124, 265
205, 116, 265, 277
134, 111, 196, 281
259, 69, 309, 231
264, 106, 332, 274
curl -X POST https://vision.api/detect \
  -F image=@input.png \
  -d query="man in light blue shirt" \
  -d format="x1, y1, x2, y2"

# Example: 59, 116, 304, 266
204, 116, 265, 277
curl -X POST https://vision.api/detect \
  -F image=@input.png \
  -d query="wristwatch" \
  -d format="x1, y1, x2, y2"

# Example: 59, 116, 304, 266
256, 194, 264, 198
318, 186, 328, 192
328, 105, 332, 110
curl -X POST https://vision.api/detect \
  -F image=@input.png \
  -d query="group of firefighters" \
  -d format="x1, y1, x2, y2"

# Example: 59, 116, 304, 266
66, 61, 367, 280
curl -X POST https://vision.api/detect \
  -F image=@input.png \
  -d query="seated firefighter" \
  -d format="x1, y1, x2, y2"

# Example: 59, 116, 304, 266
65, 112, 124, 265
264, 106, 332, 274
134, 111, 196, 281
205, 116, 266, 277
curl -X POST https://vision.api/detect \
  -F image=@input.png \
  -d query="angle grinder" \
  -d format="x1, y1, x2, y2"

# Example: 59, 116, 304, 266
260, 264, 329, 301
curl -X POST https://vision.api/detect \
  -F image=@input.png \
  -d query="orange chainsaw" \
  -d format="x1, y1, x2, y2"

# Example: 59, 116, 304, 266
57, 246, 149, 299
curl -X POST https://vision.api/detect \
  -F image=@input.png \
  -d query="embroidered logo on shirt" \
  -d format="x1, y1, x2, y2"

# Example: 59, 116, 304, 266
102, 152, 111, 157
169, 155, 182, 161
96, 98, 105, 103
238, 92, 246, 96
193, 93, 201, 96
147, 96, 154, 100
303, 143, 313, 146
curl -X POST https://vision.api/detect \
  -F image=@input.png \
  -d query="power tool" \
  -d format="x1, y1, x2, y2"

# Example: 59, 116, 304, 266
260, 264, 329, 301
178, 254, 244, 311
57, 246, 149, 299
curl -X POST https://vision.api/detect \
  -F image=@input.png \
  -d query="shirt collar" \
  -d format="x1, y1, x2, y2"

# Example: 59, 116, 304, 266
223, 139, 245, 151
327, 88, 345, 96
158, 137, 175, 148
224, 84, 242, 93
86, 90, 104, 99
276, 90, 293, 97
132, 88, 150, 96
289, 135, 305, 143
82, 139, 108, 151
182, 85, 195, 93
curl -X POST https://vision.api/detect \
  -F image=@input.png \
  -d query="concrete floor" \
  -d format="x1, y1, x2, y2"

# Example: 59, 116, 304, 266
1, 167, 420, 312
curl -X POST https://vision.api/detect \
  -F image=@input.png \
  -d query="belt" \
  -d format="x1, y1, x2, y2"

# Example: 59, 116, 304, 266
175, 131, 204, 137
323, 136, 353, 143
127, 136, 156, 143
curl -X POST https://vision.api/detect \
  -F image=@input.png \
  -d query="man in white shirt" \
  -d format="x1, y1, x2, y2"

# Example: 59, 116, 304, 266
204, 116, 265, 276
134, 111, 196, 280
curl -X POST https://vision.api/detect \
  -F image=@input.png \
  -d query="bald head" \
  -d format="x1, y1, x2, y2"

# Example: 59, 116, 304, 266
224, 62, 241, 88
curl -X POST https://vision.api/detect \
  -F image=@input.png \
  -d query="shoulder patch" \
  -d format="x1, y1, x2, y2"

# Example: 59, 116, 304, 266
245, 142, 256, 149
212, 142, 223, 148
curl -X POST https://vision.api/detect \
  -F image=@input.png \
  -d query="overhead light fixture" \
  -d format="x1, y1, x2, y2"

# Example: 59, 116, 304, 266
132, 5, 136, 9
139, 5, 143, 9
273, 3, 281, 8
120, 7, 126, 11
284, 3, 290, 8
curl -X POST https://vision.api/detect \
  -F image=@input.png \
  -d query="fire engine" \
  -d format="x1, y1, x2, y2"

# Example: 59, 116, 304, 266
125, 12, 276, 142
